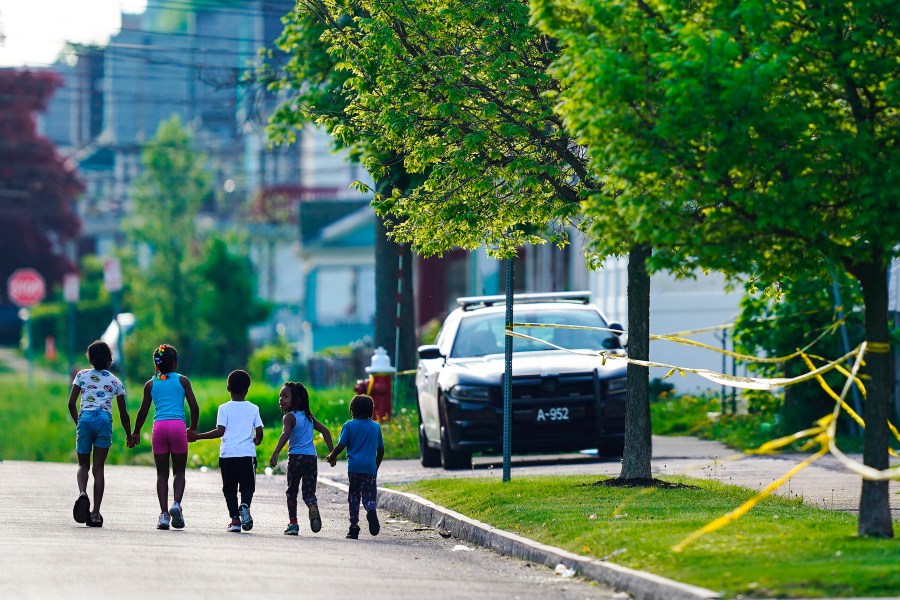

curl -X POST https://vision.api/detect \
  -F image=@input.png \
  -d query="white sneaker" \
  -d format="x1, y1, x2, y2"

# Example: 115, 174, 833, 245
239, 503, 253, 531
157, 512, 170, 530
227, 518, 241, 533
169, 503, 185, 529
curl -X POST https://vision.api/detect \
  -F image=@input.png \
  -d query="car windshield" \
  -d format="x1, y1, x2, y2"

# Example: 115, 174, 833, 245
450, 307, 621, 358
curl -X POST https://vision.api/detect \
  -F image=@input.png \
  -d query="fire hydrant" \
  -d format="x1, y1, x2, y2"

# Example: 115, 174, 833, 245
353, 347, 395, 422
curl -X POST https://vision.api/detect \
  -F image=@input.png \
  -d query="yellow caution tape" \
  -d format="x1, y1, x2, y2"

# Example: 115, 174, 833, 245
505, 329, 859, 391
513, 316, 845, 366
674, 343, 900, 551
867, 341, 891, 353
673, 446, 830, 552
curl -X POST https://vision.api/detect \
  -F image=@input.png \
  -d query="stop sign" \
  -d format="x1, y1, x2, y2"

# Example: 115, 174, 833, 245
7, 268, 46, 308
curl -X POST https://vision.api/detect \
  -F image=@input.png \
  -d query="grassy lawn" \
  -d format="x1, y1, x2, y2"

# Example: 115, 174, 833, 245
396, 475, 899, 598
0, 370, 417, 469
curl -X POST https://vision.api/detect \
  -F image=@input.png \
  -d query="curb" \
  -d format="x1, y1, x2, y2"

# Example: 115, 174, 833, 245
319, 477, 721, 600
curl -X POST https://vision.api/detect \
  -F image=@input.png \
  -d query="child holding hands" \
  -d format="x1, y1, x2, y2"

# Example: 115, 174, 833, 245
326, 394, 384, 539
270, 382, 334, 536
189, 370, 263, 532
67, 340, 133, 527
131, 344, 199, 530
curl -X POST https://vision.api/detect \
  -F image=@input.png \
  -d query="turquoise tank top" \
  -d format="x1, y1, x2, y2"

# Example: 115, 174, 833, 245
288, 410, 316, 456
151, 373, 186, 422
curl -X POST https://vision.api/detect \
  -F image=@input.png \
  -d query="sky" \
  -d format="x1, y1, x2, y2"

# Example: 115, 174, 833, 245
0, 0, 147, 67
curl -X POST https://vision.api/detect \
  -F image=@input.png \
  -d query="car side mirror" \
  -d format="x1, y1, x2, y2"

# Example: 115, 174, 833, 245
608, 322, 624, 336
418, 345, 444, 360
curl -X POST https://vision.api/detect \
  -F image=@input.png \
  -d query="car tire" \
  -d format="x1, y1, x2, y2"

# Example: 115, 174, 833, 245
440, 422, 472, 470
419, 423, 442, 468
598, 437, 625, 458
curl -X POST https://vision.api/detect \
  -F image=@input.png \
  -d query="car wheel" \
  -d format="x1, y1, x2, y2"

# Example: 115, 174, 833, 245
440, 421, 472, 470
598, 437, 625, 458
419, 423, 442, 468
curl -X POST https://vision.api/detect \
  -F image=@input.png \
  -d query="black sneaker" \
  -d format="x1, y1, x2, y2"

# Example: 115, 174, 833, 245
308, 505, 321, 533
73, 493, 90, 524
239, 503, 253, 531
346, 525, 361, 539
366, 509, 380, 536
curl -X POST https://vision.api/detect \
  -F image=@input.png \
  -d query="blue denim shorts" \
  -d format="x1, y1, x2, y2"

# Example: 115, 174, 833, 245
76, 410, 113, 455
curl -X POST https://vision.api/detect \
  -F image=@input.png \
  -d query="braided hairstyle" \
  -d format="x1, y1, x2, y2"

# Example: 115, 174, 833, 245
153, 344, 178, 380
284, 381, 313, 422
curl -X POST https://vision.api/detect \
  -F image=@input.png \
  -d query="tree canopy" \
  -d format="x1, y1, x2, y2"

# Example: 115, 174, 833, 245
0, 70, 82, 296
274, 0, 625, 259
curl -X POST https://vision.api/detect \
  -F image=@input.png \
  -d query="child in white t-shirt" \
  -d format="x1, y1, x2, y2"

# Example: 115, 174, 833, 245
189, 370, 263, 532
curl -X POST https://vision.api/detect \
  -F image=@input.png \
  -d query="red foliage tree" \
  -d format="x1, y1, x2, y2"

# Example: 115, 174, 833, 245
0, 69, 82, 302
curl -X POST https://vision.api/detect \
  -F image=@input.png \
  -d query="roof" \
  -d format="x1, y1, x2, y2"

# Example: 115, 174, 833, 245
299, 199, 372, 244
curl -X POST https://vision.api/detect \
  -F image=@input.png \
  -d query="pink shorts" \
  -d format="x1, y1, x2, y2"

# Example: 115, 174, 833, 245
152, 420, 188, 455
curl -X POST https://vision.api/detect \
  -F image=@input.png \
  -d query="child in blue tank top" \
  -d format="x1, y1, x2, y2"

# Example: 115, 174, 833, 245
132, 344, 199, 530
269, 382, 334, 536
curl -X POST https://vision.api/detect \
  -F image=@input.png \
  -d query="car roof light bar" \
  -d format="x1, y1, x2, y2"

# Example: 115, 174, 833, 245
456, 291, 591, 310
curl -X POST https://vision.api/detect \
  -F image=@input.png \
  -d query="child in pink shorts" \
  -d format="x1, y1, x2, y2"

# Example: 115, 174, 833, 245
132, 344, 199, 530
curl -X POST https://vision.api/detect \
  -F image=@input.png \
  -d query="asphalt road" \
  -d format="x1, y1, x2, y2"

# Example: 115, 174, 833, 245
0, 460, 619, 600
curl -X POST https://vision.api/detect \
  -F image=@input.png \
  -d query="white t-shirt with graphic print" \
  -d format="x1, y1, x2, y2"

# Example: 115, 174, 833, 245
73, 368, 125, 414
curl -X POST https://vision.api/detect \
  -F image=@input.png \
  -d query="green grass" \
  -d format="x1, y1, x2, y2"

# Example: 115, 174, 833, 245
395, 475, 900, 598
0, 369, 418, 468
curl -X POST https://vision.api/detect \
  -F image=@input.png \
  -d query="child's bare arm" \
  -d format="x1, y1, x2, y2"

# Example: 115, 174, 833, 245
376, 446, 384, 470
254, 426, 263, 446
326, 443, 346, 467
269, 413, 295, 467
115, 393, 132, 438
181, 376, 199, 431
132, 381, 153, 440
67, 385, 80, 424
313, 418, 335, 453
191, 425, 225, 441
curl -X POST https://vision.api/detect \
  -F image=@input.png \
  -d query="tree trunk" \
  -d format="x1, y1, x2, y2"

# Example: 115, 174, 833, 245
620, 244, 652, 480
853, 259, 894, 538
374, 214, 417, 405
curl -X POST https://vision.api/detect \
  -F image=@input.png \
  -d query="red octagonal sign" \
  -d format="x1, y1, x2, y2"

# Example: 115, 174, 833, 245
7, 268, 46, 308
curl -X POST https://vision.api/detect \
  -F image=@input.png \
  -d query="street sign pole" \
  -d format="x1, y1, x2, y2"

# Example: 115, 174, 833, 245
63, 273, 79, 379
8, 269, 46, 389
19, 308, 32, 388
103, 259, 125, 378
503, 255, 514, 483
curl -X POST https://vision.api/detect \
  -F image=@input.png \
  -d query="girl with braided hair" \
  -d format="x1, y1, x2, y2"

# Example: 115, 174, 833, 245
132, 344, 199, 530
269, 381, 334, 536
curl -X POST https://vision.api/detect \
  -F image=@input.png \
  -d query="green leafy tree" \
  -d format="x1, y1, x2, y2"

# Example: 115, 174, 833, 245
273, 0, 659, 479
267, 2, 419, 396
194, 236, 272, 374
534, 0, 897, 536
124, 117, 210, 378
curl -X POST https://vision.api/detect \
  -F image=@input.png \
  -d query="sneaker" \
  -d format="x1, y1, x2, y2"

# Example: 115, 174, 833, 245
346, 525, 360, 539
87, 512, 103, 528
366, 509, 380, 536
308, 505, 321, 533
157, 512, 170, 530
239, 503, 253, 531
284, 523, 299, 536
169, 503, 185, 529
73, 493, 90, 524
227, 518, 241, 533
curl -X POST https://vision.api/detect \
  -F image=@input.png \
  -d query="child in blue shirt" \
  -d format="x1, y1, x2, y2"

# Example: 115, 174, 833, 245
326, 394, 384, 539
